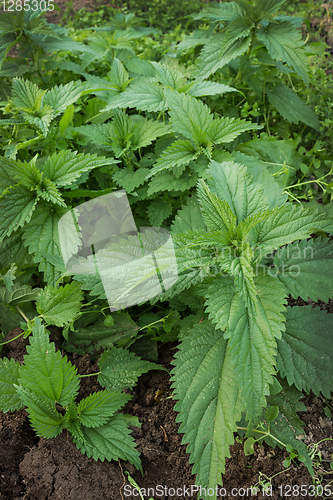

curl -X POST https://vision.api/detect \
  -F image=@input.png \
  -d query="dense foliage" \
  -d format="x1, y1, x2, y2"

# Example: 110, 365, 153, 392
0, 1, 333, 498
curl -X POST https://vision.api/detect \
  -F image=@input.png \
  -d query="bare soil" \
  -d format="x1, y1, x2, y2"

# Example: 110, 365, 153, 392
0, 308, 333, 500
1, 2, 333, 499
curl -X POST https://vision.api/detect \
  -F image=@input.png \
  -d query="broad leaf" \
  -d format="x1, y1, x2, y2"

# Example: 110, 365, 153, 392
147, 198, 173, 226
39, 150, 117, 188
73, 413, 142, 471
0, 358, 24, 412
205, 161, 269, 223
266, 84, 320, 130
147, 140, 198, 178
113, 167, 149, 193
196, 34, 251, 80
22, 203, 67, 285
266, 377, 314, 475
98, 347, 161, 392
15, 385, 64, 439
276, 306, 333, 398
257, 21, 309, 85
171, 321, 242, 499
0, 185, 37, 241
172, 195, 207, 233
273, 238, 333, 302
103, 78, 166, 112
252, 205, 326, 251
77, 390, 131, 428
165, 89, 213, 142
208, 116, 261, 144
19, 318, 80, 406
36, 282, 83, 327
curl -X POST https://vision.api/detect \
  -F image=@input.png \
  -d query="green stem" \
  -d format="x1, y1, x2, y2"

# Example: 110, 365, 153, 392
62, 187, 115, 199
80, 371, 101, 378
237, 426, 287, 448
16, 306, 29, 323
0, 330, 25, 346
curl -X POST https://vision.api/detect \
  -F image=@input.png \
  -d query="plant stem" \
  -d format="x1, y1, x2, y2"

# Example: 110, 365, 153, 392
237, 426, 287, 448
80, 371, 101, 378
0, 330, 25, 346
16, 306, 29, 323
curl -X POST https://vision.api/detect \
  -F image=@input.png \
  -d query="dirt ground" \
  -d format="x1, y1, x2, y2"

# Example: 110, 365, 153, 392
1, 2, 333, 499
0, 307, 333, 500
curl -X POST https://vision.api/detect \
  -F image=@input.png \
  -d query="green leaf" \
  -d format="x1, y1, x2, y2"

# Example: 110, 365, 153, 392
108, 57, 129, 89
103, 78, 166, 112
267, 377, 305, 431
196, 33, 251, 80
232, 151, 287, 208
165, 89, 213, 142
208, 116, 261, 144
0, 185, 38, 241
0, 156, 18, 190
238, 137, 300, 187
147, 139, 198, 178
172, 195, 206, 233
98, 347, 162, 392
75, 122, 114, 151
36, 282, 83, 327
204, 273, 286, 420
266, 378, 313, 475
15, 385, 64, 438
147, 169, 198, 195
3, 283, 40, 306
59, 104, 75, 134
273, 238, 333, 302
175, 247, 218, 274
187, 80, 237, 97
266, 84, 320, 130
265, 405, 279, 422
205, 161, 269, 223
112, 167, 149, 193
197, 179, 237, 234
147, 198, 173, 227
40, 150, 117, 188
253, 205, 326, 251
244, 437, 255, 455
0, 303, 21, 335
171, 321, 242, 498
0, 12, 23, 33
276, 306, 333, 398
67, 312, 138, 346
77, 390, 131, 428
22, 104, 54, 136
0, 358, 24, 412
73, 413, 142, 471
44, 81, 85, 117
193, 1, 244, 21
257, 21, 309, 85
151, 61, 186, 89
36, 177, 66, 207
22, 203, 67, 286
19, 317, 80, 406
12, 77, 45, 111
1, 159, 42, 190
132, 116, 171, 150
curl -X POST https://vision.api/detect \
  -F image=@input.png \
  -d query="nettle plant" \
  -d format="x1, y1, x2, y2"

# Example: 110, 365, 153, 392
151, 159, 333, 498
177, 0, 320, 131
0, 317, 161, 467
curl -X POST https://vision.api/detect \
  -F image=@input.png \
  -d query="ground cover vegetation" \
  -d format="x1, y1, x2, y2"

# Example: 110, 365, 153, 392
0, 0, 333, 498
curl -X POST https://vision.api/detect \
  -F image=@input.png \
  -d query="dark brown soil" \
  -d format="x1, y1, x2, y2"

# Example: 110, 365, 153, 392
1, 316, 333, 500
1, 3, 333, 499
